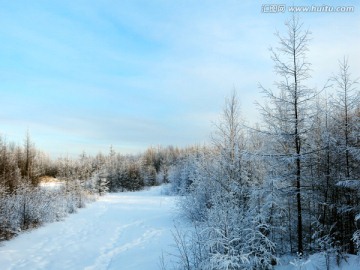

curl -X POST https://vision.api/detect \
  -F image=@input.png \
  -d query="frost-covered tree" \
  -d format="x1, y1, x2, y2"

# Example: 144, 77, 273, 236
258, 15, 315, 254
0, 138, 22, 193
333, 58, 360, 254
168, 152, 199, 195
92, 170, 109, 196
331, 58, 359, 180
176, 92, 276, 269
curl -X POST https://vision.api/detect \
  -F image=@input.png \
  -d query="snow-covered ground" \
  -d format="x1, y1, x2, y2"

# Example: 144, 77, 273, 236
1, 186, 359, 270
0, 186, 178, 270
276, 253, 360, 270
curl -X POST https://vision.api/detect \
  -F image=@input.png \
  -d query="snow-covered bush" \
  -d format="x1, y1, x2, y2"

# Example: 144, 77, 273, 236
0, 178, 96, 241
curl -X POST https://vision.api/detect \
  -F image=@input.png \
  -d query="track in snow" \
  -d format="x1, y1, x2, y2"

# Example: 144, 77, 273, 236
0, 186, 178, 270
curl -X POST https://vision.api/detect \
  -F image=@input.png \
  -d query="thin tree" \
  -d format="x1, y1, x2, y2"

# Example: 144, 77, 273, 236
23, 130, 36, 185
258, 15, 314, 254
331, 57, 359, 180
332, 58, 360, 254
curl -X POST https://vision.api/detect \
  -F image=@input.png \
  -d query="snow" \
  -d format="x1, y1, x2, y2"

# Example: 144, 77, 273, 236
276, 253, 360, 270
2, 185, 360, 270
0, 186, 178, 270
39, 181, 63, 190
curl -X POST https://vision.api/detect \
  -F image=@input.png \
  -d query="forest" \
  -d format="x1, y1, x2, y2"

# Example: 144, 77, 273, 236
0, 16, 359, 269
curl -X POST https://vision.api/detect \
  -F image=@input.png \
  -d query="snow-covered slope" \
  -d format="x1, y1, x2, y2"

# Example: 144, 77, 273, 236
0, 186, 177, 270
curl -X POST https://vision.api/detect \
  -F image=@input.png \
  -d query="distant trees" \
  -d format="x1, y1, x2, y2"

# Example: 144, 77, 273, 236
109, 153, 145, 193
0, 132, 50, 193
0, 138, 22, 193
0, 131, 181, 241
0, 133, 97, 240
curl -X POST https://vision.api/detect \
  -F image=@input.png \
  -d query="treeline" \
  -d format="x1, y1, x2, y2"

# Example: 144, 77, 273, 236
0, 132, 182, 241
165, 17, 360, 269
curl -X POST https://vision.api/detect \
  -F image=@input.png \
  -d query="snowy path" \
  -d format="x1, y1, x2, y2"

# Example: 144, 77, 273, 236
0, 187, 178, 270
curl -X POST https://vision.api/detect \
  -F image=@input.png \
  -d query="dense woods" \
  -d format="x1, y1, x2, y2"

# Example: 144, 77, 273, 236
1, 16, 359, 269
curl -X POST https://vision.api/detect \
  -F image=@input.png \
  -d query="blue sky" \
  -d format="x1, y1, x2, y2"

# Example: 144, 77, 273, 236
0, 0, 359, 157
